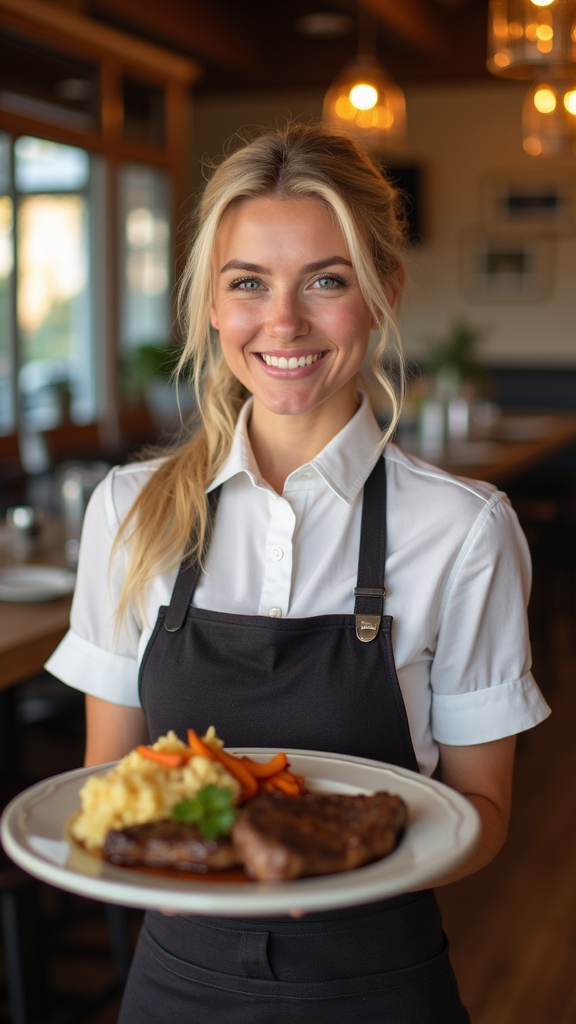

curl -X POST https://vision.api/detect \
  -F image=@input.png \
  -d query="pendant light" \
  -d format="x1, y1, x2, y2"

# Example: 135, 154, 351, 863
487, 0, 576, 79
323, 8, 406, 151
522, 76, 576, 151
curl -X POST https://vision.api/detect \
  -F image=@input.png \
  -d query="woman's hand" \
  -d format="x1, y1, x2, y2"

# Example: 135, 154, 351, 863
84, 694, 148, 767
429, 734, 517, 887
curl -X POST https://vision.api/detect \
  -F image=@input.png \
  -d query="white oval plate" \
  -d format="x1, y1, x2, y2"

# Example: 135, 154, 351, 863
0, 565, 75, 602
0, 749, 480, 917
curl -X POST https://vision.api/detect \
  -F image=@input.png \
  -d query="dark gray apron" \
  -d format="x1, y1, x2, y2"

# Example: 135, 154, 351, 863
119, 458, 469, 1023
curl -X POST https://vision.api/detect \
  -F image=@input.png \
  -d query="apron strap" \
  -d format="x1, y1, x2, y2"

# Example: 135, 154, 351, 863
164, 487, 222, 633
354, 454, 387, 643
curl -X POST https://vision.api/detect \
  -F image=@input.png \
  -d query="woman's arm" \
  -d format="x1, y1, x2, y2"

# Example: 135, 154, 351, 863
431, 734, 517, 886
84, 694, 148, 767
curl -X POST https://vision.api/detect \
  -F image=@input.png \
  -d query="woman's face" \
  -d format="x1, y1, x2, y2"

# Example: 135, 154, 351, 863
210, 196, 375, 421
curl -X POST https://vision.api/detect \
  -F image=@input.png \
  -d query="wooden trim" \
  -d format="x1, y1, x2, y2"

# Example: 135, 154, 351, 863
0, 108, 180, 169
0, 0, 201, 84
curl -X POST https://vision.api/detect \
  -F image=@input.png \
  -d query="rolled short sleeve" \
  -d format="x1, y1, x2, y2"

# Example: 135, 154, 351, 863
45, 468, 142, 707
430, 494, 550, 745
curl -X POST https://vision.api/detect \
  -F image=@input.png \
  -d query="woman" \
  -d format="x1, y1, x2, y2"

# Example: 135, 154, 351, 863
47, 123, 550, 1023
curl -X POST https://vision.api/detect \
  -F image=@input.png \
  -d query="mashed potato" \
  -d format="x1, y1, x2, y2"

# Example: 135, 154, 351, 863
72, 728, 241, 850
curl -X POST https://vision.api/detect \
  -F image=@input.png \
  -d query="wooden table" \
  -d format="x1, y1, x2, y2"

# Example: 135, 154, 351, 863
0, 594, 72, 691
432, 412, 576, 486
0, 519, 72, 692
2, 412, 576, 692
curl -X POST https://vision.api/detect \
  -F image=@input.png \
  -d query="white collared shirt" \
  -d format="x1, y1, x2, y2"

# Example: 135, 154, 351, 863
46, 394, 550, 775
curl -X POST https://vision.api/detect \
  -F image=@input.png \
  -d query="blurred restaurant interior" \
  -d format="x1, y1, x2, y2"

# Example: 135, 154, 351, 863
0, 0, 575, 1020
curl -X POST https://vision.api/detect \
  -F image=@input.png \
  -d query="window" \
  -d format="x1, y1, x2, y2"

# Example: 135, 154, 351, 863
0, 135, 94, 433
0, 8, 196, 438
0, 135, 173, 436
0, 132, 14, 433
119, 164, 171, 353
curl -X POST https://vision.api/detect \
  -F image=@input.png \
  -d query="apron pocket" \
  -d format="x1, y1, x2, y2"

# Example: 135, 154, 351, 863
119, 925, 469, 1024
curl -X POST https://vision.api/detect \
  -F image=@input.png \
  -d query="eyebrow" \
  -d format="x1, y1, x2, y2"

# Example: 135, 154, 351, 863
219, 256, 353, 275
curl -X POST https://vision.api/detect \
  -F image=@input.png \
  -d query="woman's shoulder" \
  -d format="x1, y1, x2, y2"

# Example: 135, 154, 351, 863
385, 442, 501, 506
384, 442, 517, 548
88, 457, 167, 536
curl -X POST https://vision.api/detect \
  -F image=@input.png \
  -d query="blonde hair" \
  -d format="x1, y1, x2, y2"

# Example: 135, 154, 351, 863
115, 122, 407, 624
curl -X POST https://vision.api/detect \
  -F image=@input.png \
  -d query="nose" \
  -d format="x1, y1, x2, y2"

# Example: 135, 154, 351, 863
264, 288, 310, 342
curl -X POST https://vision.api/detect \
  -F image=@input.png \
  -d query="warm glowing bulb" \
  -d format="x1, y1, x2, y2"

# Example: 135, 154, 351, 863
564, 89, 576, 114
536, 37, 553, 51
494, 50, 512, 66
534, 87, 556, 112
571, 23, 576, 42
349, 83, 378, 110
523, 136, 543, 155
334, 94, 356, 120
526, 22, 538, 40
530, 0, 555, 7
509, 21, 524, 39
373, 106, 394, 129
493, 16, 509, 37
536, 24, 553, 40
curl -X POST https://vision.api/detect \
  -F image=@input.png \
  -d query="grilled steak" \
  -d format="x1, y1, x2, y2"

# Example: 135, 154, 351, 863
103, 820, 239, 872
231, 790, 407, 882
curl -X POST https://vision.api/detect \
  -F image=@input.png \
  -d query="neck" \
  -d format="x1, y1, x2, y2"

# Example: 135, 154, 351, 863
248, 388, 360, 494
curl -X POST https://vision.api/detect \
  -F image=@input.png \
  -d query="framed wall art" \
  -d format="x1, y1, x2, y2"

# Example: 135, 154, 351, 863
482, 173, 576, 235
460, 228, 554, 303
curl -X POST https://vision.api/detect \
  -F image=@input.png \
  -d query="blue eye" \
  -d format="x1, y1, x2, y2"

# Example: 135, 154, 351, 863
230, 277, 261, 291
315, 275, 345, 289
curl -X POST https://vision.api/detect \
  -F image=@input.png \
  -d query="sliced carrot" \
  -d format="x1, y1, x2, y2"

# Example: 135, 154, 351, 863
187, 729, 217, 760
291, 773, 306, 795
267, 773, 300, 797
206, 745, 259, 801
136, 746, 186, 768
239, 752, 289, 778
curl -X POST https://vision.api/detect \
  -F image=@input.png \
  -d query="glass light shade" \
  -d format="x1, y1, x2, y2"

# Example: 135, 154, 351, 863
487, 0, 576, 78
323, 56, 406, 151
522, 77, 576, 152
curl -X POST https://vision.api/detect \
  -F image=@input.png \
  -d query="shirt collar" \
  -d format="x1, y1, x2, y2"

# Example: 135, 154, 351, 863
208, 391, 384, 506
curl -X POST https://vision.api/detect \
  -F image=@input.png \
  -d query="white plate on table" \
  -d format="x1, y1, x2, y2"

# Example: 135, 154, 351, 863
0, 749, 480, 917
0, 565, 75, 602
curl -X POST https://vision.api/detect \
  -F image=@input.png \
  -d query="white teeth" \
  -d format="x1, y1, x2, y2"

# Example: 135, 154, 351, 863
260, 352, 323, 367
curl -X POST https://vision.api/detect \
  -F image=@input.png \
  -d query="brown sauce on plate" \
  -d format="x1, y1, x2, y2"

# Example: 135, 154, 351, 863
125, 864, 254, 884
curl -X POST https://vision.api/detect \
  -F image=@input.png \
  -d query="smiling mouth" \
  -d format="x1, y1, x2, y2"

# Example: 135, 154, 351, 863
257, 352, 326, 369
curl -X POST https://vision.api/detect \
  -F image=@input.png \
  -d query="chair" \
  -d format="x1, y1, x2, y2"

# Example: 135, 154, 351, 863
41, 422, 107, 468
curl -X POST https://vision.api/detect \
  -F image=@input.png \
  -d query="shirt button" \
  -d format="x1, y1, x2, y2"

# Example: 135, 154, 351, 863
269, 606, 282, 618
271, 546, 284, 561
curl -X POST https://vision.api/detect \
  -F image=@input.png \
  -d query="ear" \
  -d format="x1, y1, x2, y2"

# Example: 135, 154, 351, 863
210, 300, 220, 331
384, 268, 405, 312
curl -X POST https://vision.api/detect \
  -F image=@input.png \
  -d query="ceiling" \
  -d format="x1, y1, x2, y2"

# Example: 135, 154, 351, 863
78, 0, 493, 94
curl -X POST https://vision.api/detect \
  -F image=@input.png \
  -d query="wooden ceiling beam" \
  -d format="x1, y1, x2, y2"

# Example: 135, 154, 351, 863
0, 0, 200, 82
358, 0, 451, 56
90, 0, 263, 78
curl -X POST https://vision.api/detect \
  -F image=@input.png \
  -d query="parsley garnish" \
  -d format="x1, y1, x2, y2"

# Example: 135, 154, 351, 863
172, 785, 238, 839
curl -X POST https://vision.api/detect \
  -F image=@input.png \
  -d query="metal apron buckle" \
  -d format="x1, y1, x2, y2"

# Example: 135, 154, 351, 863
354, 587, 386, 643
